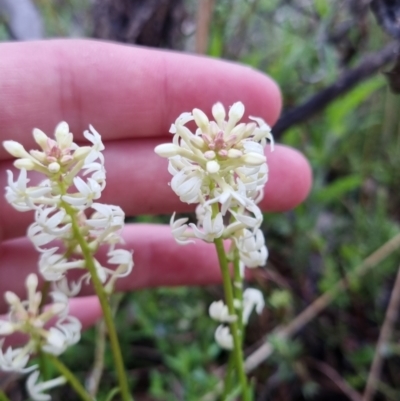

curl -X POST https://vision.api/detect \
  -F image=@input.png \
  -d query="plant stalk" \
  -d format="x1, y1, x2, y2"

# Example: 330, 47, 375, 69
214, 236, 250, 401
65, 202, 132, 401
47, 353, 93, 401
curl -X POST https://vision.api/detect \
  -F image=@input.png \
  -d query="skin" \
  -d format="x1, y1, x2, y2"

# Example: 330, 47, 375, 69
0, 40, 312, 331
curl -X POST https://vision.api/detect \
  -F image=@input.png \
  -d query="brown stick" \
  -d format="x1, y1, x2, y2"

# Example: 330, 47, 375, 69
195, 0, 215, 54
244, 232, 400, 372
362, 263, 400, 401
312, 360, 363, 401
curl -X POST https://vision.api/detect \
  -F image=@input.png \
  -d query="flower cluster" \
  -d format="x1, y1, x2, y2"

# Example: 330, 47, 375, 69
155, 102, 272, 349
0, 273, 77, 399
1, 122, 134, 399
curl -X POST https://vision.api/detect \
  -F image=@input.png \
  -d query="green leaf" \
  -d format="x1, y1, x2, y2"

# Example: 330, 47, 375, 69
104, 387, 120, 401
325, 77, 385, 137
315, 175, 362, 204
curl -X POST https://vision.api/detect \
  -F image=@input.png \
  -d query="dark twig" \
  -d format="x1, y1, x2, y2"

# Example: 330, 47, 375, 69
273, 41, 398, 138
370, 0, 400, 39
362, 263, 400, 401
311, 359, 363, 401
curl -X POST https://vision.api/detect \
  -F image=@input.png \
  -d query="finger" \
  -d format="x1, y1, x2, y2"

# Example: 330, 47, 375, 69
0, 141, 312, 241
1, 296, 102, 347
0, 224, 224, 313
0, 39, 281, 157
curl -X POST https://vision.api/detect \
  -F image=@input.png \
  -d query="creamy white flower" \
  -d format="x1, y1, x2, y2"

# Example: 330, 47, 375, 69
242, 288, 265, 325
170, 213, 194, 245
87, 203, 124, 230
204, 179, 249, 216
62, 176, 102, 207
249, 116, 274, 149
42, 316, 81, 355
237, 163, 268, 193
107, 249, 134, 278
190, 209, 224, 242
28, 207, 71, 250
214, 325, 234, 350
209, 300, 237, 323
0, 342, 36, 373
169, 112, 194, 134
5, 169, 51, 211
0, 276, 76, 373
0, 321, 14, 335
235, 229, 268, 268
39, 248, 85, 281
170, 167, 206, 204
26, 370, 66, 401
84, 125, 105, 164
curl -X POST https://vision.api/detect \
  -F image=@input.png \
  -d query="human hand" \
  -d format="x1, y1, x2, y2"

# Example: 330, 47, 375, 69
0, 40, 312, 330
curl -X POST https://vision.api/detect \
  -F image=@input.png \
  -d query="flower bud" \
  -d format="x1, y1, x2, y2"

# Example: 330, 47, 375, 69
154, 144, 180, 158
73, 146, 91, 161
227, 149, 242, 158
212, 102, 226, 123
30, 149, 46, 163
0, 321, 14, 335
190, 135, 205, 149
55, 122, 71, 148
14, 158, 36, 170
204, 150, 216, 160
33, 128, 49, 150
241, 152, 266, 166
48, 162, 61, 173
206, 160, 220, 173
4, 291, 19, 305
26, 274, 38, 291
228, 102, 245, 124
229, 123, 246, 139
193, 108, 210, 131
3, 141, 28, 158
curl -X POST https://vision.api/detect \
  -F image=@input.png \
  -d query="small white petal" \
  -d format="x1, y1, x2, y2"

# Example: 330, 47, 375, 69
209, 301, 237, 323
214, 325, 233, 350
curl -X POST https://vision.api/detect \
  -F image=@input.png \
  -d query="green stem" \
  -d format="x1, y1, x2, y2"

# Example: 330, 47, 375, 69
39, 281, 51, 309
221, 353, 235, 399
64, 202, 132, 401
214, 236, 250, 401
232, 248, 244, 345
47, 353, 93, 401
38, 349, 49, 381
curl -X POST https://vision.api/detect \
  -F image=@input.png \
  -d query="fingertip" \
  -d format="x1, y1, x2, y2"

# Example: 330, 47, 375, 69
69, 296, 102, 331
262, 144, 312, 212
